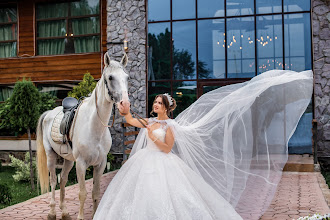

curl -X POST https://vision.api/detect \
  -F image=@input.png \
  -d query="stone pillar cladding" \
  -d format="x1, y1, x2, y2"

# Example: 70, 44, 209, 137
313, 0, 330, 161
106, 0, 147, 153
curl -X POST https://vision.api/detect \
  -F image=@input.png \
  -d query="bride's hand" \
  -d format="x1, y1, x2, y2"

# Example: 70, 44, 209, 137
118, 101, 130, 116
146, 125, 153, 139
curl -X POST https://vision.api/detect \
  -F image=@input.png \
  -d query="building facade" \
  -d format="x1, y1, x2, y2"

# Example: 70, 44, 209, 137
106, 0, 330, 162
0, 0, 329, 163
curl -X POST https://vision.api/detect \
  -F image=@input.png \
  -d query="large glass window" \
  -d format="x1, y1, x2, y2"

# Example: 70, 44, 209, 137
0, 6, 17, 58
227, 17, 255, 78
257, 15, 283, 74
284, 13, 311, 71
148, 0, 311, 117
36, 0, 100, 56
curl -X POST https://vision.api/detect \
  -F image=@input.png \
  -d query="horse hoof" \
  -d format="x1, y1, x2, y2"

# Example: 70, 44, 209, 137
62, 213, 72, 220
47, 214, 56, 220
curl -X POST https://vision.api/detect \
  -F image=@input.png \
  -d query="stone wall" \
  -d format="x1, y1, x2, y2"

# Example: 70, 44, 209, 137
106, 0, 146, 153
313, 0, 330, 159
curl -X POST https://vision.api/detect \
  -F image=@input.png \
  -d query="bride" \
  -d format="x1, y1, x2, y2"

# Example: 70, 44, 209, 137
94, 69, 313, 220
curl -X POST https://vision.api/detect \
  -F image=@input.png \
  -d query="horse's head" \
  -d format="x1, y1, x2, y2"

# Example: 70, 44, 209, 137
102, 52, 130, 115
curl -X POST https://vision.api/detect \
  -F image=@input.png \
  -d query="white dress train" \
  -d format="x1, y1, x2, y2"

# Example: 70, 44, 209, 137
93, 120, 243, 220
94, 70, 313, 220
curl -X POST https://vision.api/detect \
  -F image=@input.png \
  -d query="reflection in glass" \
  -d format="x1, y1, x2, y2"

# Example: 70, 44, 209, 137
0, 8, 17, 22
36, 3, 68, 19
72, 17, 100, 35
37, 20, 66, 37
173, 0, 195, 20
37, 39, 65, 55
37, 83, 79, 99
172, 21, 196, 80
202, 85, 221, 94
198, 19, 225, 79
198, 0, 224, 18
148, 82, 171, 117
284, 0, 310, 12
0, 42, 16, 58
148, 0, 170, 22
227, 17, 255, 78
173, 81, 197, 117
227, 0, 254, 16
148, 23, 171, 80
257, 15, 283, 74
71, 0, 100, 16
284, 13, 311, 71
0, 85, 14, 102
256, 0, 282, 14
74, 36, 100, 53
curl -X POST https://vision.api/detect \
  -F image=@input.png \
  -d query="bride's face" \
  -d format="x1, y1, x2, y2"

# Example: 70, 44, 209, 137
153, 97, 166, 114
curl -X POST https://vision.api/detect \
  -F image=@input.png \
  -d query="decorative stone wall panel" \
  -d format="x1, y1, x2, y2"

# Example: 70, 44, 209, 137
313, 0, 330, 159
106, 0, 146, 153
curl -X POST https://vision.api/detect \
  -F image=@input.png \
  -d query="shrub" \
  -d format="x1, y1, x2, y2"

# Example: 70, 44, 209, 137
0, 184, 12, 204
9, 153, 36, 182
68, 72, 96, 99
39, 92, 57, 114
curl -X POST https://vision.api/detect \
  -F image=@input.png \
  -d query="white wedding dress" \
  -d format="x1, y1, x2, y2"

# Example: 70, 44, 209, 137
94, 70, 313, 220
94, 118, 243, 220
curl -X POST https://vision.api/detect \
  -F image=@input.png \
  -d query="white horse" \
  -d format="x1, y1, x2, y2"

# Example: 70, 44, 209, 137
36, 52, 130, 220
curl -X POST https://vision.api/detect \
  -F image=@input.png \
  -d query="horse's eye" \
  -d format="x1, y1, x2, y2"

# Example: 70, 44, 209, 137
109, 76, 113, 80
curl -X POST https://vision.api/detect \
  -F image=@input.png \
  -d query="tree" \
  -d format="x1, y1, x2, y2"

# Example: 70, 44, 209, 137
39, 92, 57, 114
68, 72, 96, 99
8, 79, 40, 191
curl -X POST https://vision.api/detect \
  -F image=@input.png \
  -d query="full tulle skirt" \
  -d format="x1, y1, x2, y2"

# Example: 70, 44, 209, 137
93, 147, 243, 220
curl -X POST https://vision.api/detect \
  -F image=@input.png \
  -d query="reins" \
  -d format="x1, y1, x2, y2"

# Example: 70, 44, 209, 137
130, 110, 148, 128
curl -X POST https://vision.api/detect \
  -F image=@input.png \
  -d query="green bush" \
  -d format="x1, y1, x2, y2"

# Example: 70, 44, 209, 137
39, 92, 57, 114
9, 153, 36, 182
0, 184, 12, 204
68, 72, 96, 99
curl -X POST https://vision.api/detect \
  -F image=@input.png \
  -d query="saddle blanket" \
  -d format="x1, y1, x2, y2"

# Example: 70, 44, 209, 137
51, 111, 65, 144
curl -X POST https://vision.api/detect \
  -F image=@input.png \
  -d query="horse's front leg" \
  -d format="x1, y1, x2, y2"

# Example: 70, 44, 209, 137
59, 159, 74, 220
76, 159, 88, 220
92, 158, 107, 216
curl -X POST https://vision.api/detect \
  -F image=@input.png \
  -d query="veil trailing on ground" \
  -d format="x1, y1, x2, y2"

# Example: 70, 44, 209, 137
130, 70, 313, 220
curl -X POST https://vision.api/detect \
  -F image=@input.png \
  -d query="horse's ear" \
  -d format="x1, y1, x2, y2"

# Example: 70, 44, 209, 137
104, 52, 111, 67
120, 52, 128, 67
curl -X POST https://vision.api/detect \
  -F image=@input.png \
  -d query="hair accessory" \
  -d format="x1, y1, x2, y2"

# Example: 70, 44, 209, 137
163, 93, 173, 106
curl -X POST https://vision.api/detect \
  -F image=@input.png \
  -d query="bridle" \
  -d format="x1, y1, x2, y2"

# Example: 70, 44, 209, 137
95, 73, 116, 128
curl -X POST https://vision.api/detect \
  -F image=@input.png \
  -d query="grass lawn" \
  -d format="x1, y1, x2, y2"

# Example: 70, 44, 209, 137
0, 166, 39, 209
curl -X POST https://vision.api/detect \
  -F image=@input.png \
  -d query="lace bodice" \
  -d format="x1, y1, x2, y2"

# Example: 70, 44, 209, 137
145, 118, 170, 151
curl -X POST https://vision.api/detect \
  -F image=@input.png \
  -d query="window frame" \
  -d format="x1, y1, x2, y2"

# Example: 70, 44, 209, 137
0, 4, 18, 58
35, 0, 101, 56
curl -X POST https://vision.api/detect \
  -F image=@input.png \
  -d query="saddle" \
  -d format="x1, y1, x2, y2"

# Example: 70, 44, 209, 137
59, 97, 80, 146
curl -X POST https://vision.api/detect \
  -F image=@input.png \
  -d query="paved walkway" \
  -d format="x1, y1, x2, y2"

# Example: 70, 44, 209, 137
0, 171, 329, 220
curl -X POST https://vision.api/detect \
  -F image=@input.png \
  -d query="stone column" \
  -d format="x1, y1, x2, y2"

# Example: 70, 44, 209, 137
106, 0, 146, 153
313, 0, 330, 163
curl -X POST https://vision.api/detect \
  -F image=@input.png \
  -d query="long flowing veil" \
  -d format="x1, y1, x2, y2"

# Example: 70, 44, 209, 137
130, 69, 313, 220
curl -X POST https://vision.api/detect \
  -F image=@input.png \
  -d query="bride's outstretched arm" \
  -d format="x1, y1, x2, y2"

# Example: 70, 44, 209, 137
147, 126, 174, 153
119, 103, 148, 128
122, 112, 148, 128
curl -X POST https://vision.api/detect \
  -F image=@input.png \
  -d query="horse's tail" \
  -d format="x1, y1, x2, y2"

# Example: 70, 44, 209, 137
37, 111, 50, 194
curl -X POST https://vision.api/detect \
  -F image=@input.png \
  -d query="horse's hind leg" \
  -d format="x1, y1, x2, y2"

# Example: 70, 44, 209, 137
92, 158, 106, 216
59, 159, 74, 220
46, 149, 58, 220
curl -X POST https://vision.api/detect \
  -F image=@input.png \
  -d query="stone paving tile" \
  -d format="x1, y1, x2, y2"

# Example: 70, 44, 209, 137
0, 171, 329, 220
260, 172, 330, 220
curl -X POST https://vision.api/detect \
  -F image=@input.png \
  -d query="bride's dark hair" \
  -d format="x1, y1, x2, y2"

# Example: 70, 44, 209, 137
150, 94, 177, 116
